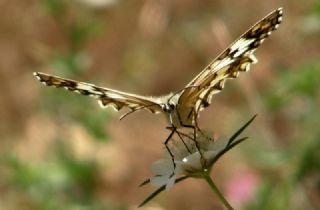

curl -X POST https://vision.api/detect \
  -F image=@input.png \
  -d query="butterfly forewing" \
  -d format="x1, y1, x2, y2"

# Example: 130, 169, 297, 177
177, 8, 283, 122
33, 72, 164, 114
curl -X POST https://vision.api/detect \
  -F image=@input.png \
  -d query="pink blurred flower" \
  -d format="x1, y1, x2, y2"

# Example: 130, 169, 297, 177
225, 169, 260, 209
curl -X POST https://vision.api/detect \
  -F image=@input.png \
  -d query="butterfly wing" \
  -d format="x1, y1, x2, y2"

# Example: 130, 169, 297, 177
177, 8, 283, 124
33, 72, 164, 114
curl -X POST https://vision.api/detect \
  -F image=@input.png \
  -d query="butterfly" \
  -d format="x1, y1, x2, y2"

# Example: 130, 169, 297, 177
34, 8, 283, 147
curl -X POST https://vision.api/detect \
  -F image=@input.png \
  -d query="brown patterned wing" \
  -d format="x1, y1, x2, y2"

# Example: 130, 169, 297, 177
33, 72, 164, 114
177, 8, 283, 123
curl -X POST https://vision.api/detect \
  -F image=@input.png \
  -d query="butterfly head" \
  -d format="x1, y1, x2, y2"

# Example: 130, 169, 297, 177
156, 93, 177, 113
160, 102, 175, 113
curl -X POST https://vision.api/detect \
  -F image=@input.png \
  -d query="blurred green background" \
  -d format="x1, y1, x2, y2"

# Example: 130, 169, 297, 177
0, 0, 319, 209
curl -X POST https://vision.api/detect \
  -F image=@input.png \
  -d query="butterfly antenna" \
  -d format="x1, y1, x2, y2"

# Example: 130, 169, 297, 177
119, 104, 161, 121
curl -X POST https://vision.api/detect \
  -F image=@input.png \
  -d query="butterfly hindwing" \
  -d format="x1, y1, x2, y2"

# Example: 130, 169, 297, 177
33, 72, 163, 114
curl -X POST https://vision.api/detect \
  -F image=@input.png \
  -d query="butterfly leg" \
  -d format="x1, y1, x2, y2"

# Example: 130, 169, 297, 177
176, 111, 204, 159
164, 127, 178, 175
164, 113, 194, 174
166, 127, 196, 154
175, 130, 192, 153
194, 118, 214, 141
185, 124, 201, 153
180, 122, 208, 170
193, 102, 215, 141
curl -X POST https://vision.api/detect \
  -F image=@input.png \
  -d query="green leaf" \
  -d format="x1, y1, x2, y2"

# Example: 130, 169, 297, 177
228, 114, 257, 146
139, 176, 188, 207
139, 179, 151, 187
210, 137, 248, 166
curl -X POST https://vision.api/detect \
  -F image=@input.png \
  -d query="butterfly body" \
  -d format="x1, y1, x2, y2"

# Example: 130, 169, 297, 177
34, 8, 283, 129
162, 93, 195, 128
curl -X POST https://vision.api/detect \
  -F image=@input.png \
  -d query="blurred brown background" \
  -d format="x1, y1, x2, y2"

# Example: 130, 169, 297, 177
0, 0, 319, 210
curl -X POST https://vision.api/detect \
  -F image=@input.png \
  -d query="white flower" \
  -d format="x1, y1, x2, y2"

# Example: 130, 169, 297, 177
150, 131, 229, 190
140, 115, 256, 208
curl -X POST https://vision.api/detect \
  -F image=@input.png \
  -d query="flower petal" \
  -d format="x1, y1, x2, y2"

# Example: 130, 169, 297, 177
151, 159, 174, 175
182, 152, 202, 167
150, 174, 171, 186
165, 175, 177, 191
204, 150, 219, 160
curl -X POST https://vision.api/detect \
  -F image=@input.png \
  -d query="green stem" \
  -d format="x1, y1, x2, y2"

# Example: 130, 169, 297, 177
204, 174, 234, 210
